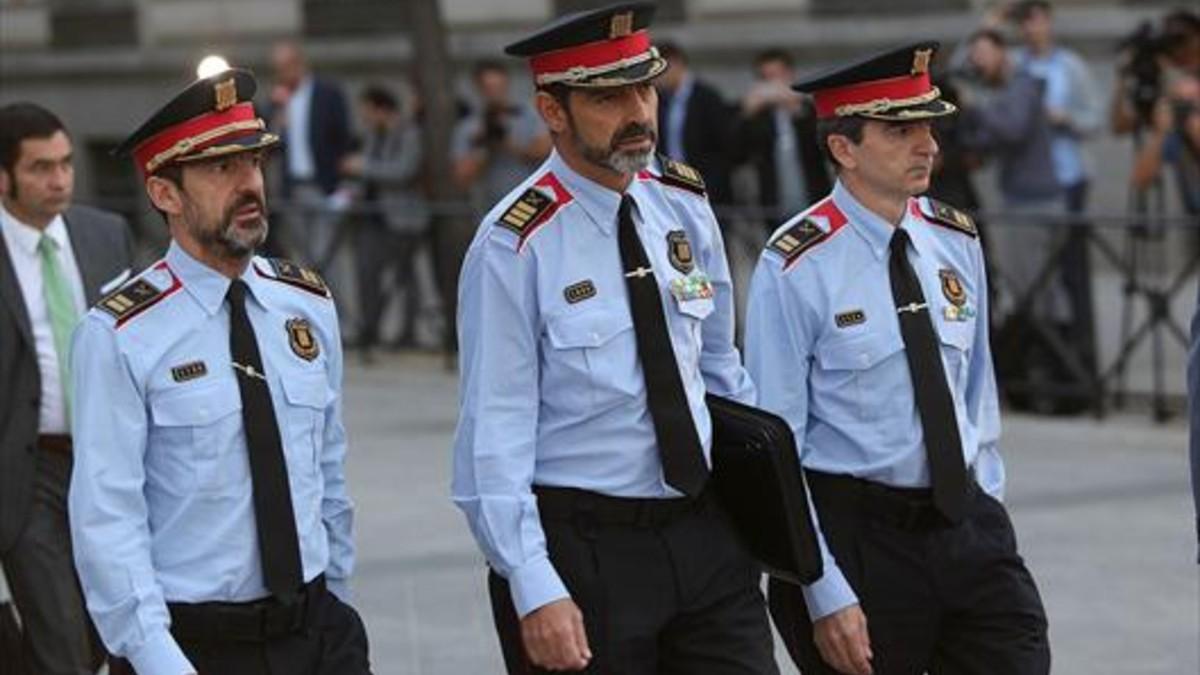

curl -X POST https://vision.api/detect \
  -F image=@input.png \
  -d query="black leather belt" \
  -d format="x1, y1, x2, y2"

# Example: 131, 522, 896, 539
805, 470, 978, 531
534, 486, 708, 529
37, 434, 72, 454
168, 575, 324, 643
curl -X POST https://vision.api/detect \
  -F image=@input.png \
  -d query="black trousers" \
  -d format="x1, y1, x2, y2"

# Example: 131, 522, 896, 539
111, 578, 370, 675
769, 473, 1050, 675
0, 447, 104, 675
489, 488, 778, 675
354, 216, 424, 349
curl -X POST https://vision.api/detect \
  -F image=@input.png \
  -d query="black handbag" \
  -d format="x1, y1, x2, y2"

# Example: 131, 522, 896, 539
707, 394, 823, 585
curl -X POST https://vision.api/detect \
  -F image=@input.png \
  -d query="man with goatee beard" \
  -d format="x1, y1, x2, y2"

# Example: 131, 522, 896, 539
68, 69, 371, 675
452, 3, 778, 674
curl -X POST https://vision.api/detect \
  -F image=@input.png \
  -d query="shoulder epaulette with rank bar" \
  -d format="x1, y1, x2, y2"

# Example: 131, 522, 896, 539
495, 173, 572, 250
498, 186, 555, 238
655, 155, 706, 196
97, 261, 182, 327
768, 218, 827, 268
921, 198, 977, 238
99, 279, 163, 322
262, 258, 330, 297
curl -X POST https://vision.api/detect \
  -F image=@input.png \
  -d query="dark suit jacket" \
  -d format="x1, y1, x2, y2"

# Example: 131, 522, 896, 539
736, 99, 832, 229
0, 204, 133, 553
657, 78, 737, 209
267, 77, 352, 196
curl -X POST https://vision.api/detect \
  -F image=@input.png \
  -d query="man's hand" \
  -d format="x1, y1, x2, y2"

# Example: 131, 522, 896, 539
520, 598, 592, 671
339, 154, 365, 177
813, 604, 873, 675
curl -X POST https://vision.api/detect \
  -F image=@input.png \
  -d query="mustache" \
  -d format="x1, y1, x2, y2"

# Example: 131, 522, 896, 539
224, 194, 266, 222
610, 123, 656, 150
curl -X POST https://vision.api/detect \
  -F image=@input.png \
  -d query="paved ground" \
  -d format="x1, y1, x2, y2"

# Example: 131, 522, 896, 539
344, 353, 1196, 675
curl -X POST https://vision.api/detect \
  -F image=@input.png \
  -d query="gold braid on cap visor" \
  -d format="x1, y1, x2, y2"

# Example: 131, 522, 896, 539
534, 46, 660, 86
142, 118, 266, 173
833, 86, 942, 117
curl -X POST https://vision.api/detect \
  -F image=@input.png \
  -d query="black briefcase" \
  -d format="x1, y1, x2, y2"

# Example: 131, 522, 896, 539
0, 601, 29, 675
706, 394, 823, 585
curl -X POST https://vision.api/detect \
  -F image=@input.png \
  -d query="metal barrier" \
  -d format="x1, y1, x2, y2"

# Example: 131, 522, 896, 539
104, 197, 1197, 421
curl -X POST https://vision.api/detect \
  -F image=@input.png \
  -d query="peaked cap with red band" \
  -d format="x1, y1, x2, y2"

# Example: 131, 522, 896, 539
114, 68, 278, 177
794, 41, 956, 121
504, 1, 667, 88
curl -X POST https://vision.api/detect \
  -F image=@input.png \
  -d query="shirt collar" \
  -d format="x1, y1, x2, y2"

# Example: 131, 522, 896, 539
1, 204, 69, 257
831, 180, 927, 260
547, 149, 623, 237
166, 240, 264, 317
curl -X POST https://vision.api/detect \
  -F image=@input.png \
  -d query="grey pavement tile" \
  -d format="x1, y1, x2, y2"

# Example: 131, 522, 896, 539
344, 354, 1197, 675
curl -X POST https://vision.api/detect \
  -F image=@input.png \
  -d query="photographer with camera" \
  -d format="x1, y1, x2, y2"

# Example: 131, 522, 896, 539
452, 60, 551, 212
1114, 10, 1200, 216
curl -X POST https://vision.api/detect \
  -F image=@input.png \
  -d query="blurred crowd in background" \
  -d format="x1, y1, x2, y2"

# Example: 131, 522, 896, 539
3, 1, 1198, 410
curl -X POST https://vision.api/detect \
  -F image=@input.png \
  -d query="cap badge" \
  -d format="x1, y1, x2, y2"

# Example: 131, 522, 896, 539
911, 48, 932, 76
610, 11, 633, 38
214, 78, 237, 112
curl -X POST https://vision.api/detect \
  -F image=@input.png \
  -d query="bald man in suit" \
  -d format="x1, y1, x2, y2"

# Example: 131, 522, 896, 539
0, 102, 134, 674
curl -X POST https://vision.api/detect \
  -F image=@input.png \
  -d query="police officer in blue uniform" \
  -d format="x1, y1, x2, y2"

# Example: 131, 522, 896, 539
68, 69, 370, 675
452, 3, 778, 673
744, 43, 1050, 675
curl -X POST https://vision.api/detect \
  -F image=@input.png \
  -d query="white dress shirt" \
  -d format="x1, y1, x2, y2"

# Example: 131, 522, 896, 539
286, 76, 316, 181
1, 204, 86, 433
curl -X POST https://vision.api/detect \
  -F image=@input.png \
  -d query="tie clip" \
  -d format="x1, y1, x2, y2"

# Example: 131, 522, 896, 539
231, 362, 267, 381
625, 266, 653, 279
896, 302, 927, 315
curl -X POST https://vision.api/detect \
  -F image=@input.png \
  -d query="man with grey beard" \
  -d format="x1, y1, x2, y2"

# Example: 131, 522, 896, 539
68, 68, 370, 675
452, 3, 777, 673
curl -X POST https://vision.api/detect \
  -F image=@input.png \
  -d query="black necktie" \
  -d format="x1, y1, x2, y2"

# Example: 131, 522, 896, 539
617, 194, 708, 496
888, 229, 969, 522
227, 279, 304, 599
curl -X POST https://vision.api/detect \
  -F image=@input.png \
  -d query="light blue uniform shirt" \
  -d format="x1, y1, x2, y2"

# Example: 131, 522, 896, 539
69, 242, 355, 675
452, 150, 754, 618
744, 181, 1003, 620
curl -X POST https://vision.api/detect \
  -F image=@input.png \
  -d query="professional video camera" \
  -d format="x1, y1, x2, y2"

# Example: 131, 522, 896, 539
1116, 20, 1185, 126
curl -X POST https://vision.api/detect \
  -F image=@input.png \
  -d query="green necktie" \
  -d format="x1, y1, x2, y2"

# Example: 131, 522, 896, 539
37, 234, 79, 420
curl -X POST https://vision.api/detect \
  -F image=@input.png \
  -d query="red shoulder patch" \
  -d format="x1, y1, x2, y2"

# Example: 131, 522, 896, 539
497, 173, 574, 251
768, 198, 849, 272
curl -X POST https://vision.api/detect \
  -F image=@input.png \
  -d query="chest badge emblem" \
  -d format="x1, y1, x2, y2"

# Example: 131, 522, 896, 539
666, 230, 695, 274
287, 318, 320, 361
939, 268, 966, 307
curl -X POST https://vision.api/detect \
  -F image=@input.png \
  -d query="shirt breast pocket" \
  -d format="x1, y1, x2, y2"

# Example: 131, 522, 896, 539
814, 331, 908, 423
280, 372, 329, 481
544, 304, 639, 411
937, 320, 975, 392
149, 382, 246, 496
672, 296, 714, 369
